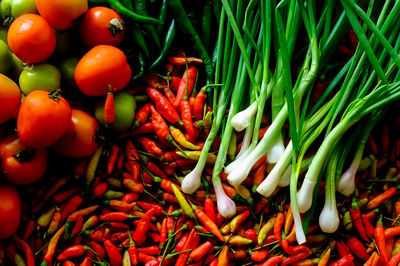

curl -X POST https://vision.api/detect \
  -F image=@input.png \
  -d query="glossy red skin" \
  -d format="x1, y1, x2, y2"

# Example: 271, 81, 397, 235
7, 14, 56, 63
74, 45, 132, 96
52, 109, 99, 158
17, 90, 72, 149
0, 73, 21, 124
79, 6, 125, 47
35, 0, 88, 30
0, 134, 47, 184
0, 184, 21, 240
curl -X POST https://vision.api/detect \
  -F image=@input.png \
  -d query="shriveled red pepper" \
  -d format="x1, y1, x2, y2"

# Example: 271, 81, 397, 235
374, 215, 388, 265
137, 137, 163, 156
61, 195, 83, 223
133, 208, 155, 246
53, 188, 82, 204
204, 197, 217, 223
274, 212, 285, 242
193, 205, 224, 241
389, 252, 400, 266
123, 178, 144, 193
137, 202, 163, 216
281, 233, 311, 255
251, 250, 268, 262
384, 226, 400, 239
87, 241, 106, 259
134, 103, 152, 127
361, 214, 375, 240
104, 240, 123, 266
193, 86, 207, 121
23, 219, 36, 240
180, 94, 198, 142
147, 87, 181, 124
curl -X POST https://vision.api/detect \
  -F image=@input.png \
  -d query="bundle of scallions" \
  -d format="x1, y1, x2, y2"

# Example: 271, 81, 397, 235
181, 0, 400, 244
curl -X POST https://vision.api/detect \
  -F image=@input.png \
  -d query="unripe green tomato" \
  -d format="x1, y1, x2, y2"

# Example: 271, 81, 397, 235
19, 64, 61, 95
0, 27, 7, 42
0, 0, 37, 21
95, 91, 136, 132
0, 39, 12, 74
58, 57, 79, 84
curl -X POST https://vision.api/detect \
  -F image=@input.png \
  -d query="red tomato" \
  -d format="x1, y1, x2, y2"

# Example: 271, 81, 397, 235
17, 90, 72, 149
0, 73, 21, 124
35, 0, 88, 30
0, 184, 21, 240
7, 14, 56, 64
79, 7, 125, 47
52, 109, 99, 158
0, 134, 47, 184
74, 45, 132, 96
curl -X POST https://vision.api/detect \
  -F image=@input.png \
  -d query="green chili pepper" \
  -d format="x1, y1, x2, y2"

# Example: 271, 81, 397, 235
133, 0, 161, 48
150, 20, 176, 70
109, 0, 162, 25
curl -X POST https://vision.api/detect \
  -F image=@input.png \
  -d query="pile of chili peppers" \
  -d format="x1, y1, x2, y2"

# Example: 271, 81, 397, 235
1, 55, 400, 266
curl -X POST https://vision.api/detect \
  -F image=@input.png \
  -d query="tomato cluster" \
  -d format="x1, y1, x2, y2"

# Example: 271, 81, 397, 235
0, 0, 135, 239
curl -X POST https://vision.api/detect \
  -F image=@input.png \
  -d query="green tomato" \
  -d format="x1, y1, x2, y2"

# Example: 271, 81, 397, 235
0, 27, 7, 42
0, 40, 11, 74
19, 64, 61, 95
95, 91, 136, 132
58, 57, 79, 83
0, 0, 37, 22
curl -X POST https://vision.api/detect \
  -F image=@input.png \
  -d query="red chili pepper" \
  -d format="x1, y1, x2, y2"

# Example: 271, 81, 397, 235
160, 218, 167, 245
346, 236, 369, 260
131, 122, 154, 136
251, 250, 268, 262
122, 193, 140, 203
204, 197, 217, 223
173, 66, 198, 108
389, 252, 400, 266
79, 257, 91, 266
349, 198, 369, 242
104, 240, 123, 266
189, 241, 212, 262
104, 89, 115, 124
257, 255, 284, 266
281, 233, 311, 255
180, 96, 198, 142
137, 137, 163, 156
244, 229, 257, 243
282, 249, 312, 266
329, 254, 354, 266
143, 72, 162, 88
135, 103, 152, 127
23, 219, 36, 240
63, 260, 76, 266
57, 245, 86, 261
129, 246, 138, 265
107, 145, 120, 174
175, 232, 189, 252
12, 235, 34, 266
274, 212, 284, 242
193, 87, 206, 121
170, 76, 181, 92
137, 202, 163, 216
374, 215, 388, 264
100, 212, 135, 222
94, 182, 108, 197
87, 241, 106, 259
147, 87, 181, 124
137, 246, 159, 256
366, 187, 397, 210
361, 214, 375, 240
163, 86, 176, 103
123, 178, 144, 193
162, 192, 178, 203
43, 225, 66, 264
193, 207, 224, 241
253, 160, 267, 189
384, 226, 400, 239
146, 161, 167, 179
138, 252, 156, 264
106, 200, 136, 212
60, 195, 83, 223
67, 206, 99, 222
71, 216, 84, 237
133, 209, 154, 246
110, 222, 129, 230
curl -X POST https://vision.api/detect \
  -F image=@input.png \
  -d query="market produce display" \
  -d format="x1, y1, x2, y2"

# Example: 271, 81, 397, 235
1, 0, 400, 265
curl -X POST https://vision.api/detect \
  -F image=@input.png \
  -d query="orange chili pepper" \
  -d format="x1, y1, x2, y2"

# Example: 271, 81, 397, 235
104, 89, 115, 124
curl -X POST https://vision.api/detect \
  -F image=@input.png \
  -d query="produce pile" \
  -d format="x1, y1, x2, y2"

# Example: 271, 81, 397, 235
1, 0, 400, 265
